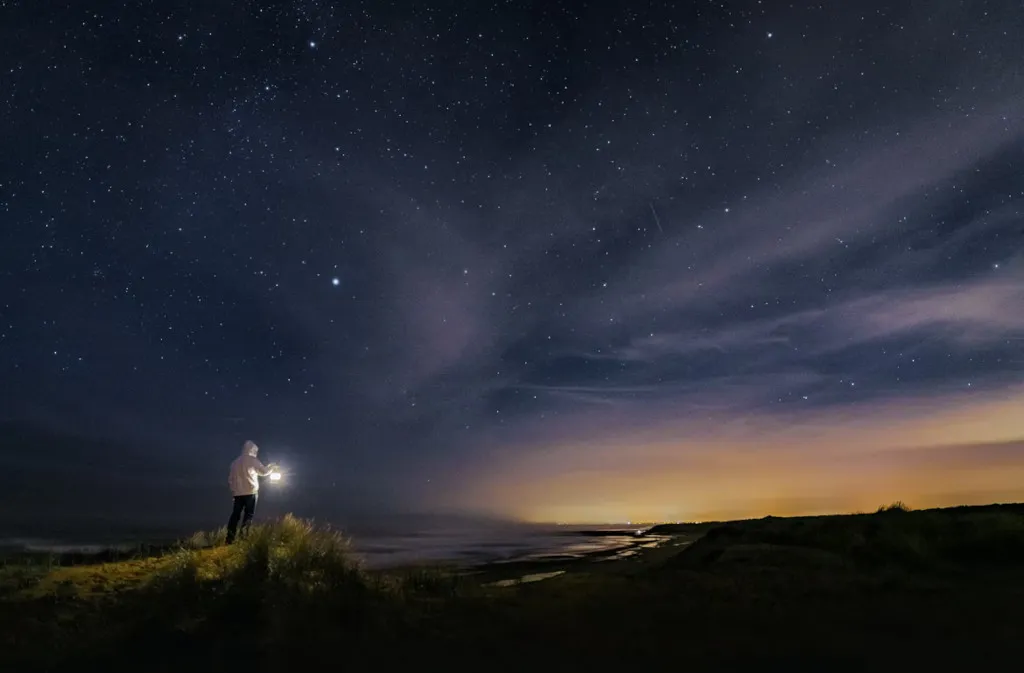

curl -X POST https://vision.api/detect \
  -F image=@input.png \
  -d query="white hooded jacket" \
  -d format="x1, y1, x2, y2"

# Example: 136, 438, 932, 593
228, 440, 272, 496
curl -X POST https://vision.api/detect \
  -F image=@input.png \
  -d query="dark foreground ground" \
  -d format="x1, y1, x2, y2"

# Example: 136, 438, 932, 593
4, 503, 1024, 672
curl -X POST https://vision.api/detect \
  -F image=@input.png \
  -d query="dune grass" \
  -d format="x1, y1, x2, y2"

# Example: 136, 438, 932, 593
1, 514, 472, 670
876, 500, 911, 513
4, 506, 1024, 671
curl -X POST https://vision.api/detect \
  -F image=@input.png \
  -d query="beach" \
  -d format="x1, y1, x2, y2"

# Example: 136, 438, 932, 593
349, 525, 660, 568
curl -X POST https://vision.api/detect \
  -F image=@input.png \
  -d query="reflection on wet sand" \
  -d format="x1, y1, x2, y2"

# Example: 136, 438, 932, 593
488, 570, 566, 587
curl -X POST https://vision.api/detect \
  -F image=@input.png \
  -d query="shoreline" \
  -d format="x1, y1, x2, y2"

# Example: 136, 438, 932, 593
0, 527, 680, 578
1, 524, 658, 564
456, 532, 696, 586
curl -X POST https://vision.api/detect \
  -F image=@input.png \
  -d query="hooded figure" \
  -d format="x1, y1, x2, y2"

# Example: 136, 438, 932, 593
226, 440, 277, 544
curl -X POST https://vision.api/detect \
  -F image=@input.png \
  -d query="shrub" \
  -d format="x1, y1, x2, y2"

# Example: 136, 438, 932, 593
876, 501, 911, 514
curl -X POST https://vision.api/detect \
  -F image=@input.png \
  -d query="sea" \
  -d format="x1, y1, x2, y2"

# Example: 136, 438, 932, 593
345, 524, 650, 568
0, 523, 652, 569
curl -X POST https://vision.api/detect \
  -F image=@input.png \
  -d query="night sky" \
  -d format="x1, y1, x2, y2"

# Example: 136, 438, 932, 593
3, 1, 1023, 533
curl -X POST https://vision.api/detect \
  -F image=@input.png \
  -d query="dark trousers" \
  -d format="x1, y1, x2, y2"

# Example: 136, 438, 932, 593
226, 493, 258, 543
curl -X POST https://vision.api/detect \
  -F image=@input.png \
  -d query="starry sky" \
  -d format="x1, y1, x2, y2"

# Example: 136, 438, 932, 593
2, 1, 1023, 533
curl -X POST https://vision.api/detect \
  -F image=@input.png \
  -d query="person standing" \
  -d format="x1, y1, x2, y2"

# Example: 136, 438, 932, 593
226, 440, 278, 544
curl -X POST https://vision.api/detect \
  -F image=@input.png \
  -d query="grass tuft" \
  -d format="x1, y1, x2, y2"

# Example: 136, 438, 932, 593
182, 527, 226, 550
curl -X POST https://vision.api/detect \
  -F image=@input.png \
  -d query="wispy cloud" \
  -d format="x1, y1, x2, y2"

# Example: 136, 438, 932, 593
571, 100, 1024, 327
598, 274, 1024, 366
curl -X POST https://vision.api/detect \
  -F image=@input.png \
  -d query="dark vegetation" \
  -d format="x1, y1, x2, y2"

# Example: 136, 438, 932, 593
4, 505, 1024, 671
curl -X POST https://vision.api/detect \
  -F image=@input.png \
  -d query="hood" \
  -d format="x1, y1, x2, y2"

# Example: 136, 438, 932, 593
242, 440, 259, 457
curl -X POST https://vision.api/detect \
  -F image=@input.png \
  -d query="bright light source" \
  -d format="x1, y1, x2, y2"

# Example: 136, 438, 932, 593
269, 472, 282, 482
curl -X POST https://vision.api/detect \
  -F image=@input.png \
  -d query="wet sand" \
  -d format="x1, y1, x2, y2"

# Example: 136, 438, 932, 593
459, 531, 698, 587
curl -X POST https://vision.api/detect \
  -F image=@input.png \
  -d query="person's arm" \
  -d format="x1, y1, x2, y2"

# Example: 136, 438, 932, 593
257, 460, 279, 477
249, 457, 277, 477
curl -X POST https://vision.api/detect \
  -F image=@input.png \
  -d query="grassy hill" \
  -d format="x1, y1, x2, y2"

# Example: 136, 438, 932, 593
4, 505, 1024, 671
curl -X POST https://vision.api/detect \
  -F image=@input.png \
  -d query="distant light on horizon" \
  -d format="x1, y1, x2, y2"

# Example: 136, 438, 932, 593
457, 388, 1024, 523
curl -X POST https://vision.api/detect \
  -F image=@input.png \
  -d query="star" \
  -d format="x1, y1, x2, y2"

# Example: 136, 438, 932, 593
331, 277, 340, 286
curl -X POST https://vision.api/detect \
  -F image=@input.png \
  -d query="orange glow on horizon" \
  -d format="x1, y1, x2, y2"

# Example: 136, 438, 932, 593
454, 386, 1024, 523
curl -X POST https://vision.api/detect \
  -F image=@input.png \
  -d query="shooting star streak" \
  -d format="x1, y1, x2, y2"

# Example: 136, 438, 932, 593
648, 202, 664, 234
